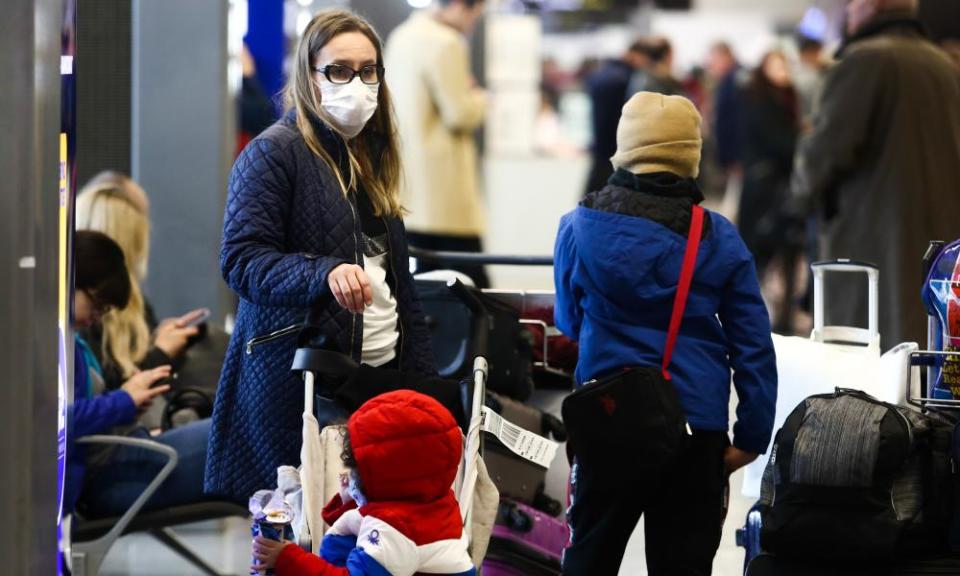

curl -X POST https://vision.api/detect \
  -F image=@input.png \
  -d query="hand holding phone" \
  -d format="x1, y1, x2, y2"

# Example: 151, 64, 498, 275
122, 365, 173, 408
154, 310, 205, 357
178, 308, 211, 328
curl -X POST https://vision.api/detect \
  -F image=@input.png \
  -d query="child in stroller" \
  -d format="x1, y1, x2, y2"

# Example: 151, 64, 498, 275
252, 390, 476, 576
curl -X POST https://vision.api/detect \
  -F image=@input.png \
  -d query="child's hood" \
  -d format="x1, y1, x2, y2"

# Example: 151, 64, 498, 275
347, 390, 463, 504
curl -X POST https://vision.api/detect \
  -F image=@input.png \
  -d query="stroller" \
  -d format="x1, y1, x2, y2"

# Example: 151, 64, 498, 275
247, 281, 559, 570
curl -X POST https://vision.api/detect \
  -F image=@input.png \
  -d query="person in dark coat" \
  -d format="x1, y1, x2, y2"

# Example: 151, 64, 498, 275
738, 50, 803, 332
793, 0, 960, 346
205, 9, 436, 503
583, 41, 650, 196
707, 42, 743, 174
627, 37, 682, 97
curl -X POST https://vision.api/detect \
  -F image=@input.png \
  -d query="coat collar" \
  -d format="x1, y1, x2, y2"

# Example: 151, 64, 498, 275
836, 11, 926, 58
606, 169, 705, 204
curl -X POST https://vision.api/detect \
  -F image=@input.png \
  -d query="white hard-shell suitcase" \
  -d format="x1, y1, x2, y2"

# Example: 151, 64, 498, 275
741, 260, 920, 498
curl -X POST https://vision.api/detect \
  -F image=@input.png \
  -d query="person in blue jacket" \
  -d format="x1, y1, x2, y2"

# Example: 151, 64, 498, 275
206, 9, 436, 503
555, 92, 777, 576
66, 231, 210, 518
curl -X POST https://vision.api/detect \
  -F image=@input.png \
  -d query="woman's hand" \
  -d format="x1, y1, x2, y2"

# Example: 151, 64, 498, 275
251, 536, 287, 573
154, 318, 199, 357
121, 365, 172, 409
328, 263, 373, 314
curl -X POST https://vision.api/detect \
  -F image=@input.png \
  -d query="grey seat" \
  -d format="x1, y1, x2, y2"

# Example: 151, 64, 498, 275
68, 435, 248, 576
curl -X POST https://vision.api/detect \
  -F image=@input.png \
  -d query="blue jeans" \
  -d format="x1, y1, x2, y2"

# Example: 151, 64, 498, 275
81, 419, 211, 518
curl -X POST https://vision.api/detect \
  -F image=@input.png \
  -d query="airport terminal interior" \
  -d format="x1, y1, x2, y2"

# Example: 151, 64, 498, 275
3, 0, 960, 574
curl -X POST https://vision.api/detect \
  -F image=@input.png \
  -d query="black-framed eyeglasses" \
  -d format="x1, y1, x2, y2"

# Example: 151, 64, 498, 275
314, 64, 384, 85
83, 290, 115, 317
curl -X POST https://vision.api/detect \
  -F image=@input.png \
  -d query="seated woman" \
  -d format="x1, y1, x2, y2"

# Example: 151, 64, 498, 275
66, 230, 210, 519
76, 171, 201, 391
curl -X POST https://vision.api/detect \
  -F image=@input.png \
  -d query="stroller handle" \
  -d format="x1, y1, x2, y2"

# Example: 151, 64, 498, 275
410, 247, 553, 267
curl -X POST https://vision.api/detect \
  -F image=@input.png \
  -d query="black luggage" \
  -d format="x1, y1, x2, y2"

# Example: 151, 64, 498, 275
746, 552, 960, 575
484, 392, 566, 512
417, 278, 535, 400
759, 388, 956, 562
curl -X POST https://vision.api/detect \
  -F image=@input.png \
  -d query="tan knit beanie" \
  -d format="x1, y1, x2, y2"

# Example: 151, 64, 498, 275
610, 92, 703, 179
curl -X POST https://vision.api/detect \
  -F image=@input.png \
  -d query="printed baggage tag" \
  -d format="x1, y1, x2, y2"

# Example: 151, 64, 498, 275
480, 406, 559, 469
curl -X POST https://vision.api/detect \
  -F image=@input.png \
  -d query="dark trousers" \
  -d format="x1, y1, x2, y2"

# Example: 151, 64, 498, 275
407, 231, 490, 289
563, 431, 730, 576
81, 419, 210, 518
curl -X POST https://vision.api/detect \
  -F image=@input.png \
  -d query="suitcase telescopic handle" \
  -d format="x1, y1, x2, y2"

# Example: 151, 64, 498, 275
811, 260, 879, 347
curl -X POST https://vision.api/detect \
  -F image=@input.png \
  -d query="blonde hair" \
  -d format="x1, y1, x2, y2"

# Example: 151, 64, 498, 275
76, 171, 152, 378
283, 9, 403, 218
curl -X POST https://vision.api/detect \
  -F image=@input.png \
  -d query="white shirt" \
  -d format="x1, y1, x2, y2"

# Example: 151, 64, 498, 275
362, 250, 400, 367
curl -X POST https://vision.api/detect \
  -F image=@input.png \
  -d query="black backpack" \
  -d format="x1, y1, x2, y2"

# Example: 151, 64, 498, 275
417, 279, 534, 401
759, 388, 956, 562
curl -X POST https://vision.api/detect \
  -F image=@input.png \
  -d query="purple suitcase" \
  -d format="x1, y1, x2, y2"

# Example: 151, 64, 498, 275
482, 499, 566, 576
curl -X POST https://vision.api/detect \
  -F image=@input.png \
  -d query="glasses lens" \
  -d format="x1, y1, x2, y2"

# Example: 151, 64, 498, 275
327, 65, 354, 84
85, 290, 110, 315
359, 66, 380, 85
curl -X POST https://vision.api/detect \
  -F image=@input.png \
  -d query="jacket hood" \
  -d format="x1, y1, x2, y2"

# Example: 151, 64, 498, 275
570, 204, 692, 304
564, 193, 740, 326
348, 390, 462, 503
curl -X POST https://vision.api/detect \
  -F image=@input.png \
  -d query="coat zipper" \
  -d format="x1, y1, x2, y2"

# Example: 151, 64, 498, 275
381, 216, 404, 370
348, 193, 360, 361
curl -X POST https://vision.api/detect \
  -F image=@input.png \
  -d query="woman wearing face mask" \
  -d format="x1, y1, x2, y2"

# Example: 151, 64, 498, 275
205, 9, 436, 502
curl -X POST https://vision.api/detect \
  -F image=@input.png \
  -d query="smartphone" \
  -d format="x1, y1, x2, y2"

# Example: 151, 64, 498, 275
179, 307, 211, 328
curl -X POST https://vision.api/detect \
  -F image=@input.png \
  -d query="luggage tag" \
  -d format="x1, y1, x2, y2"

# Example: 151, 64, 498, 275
481, 406, 559, 469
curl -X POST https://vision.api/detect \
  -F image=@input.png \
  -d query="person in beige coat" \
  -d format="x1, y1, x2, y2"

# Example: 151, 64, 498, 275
386, 0, 489, 287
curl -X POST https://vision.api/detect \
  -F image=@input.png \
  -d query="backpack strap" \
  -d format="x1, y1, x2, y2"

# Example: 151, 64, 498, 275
661, 205, 704, 381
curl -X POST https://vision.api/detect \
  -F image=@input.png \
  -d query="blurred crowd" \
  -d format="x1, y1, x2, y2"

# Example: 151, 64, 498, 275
535, 1, 960, 340
535, 33, 830, 334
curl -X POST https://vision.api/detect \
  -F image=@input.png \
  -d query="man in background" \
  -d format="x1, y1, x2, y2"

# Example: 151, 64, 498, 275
583, 41, 650, 196
628, 37, 681, 97
706, 41, 744, 221
793, 35, 828, 125
793, 0, 960, 345
386, 0, 489, 287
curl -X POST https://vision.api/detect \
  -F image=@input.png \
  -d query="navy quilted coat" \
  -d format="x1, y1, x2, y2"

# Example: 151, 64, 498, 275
205, 113, 436, 501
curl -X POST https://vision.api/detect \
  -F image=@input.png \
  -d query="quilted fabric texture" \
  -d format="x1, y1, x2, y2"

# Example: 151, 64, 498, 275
205, 114, 436, 502
583, 169, 713, 239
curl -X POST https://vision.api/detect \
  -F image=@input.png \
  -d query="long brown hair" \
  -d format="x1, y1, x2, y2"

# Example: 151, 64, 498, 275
748, 50, 799, 124
283, 9, 403, 218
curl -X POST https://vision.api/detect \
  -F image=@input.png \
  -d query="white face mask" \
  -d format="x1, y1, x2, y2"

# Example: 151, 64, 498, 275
318, 77, 379, 139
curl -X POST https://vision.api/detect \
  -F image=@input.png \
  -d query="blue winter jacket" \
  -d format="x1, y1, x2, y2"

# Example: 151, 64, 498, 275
205, 113, 436, 502
554, 173, 777, 454
64, 337, 137, 514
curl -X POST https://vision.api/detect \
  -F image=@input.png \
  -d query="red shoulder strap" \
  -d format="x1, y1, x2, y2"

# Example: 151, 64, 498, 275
662, 205, 704, 381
